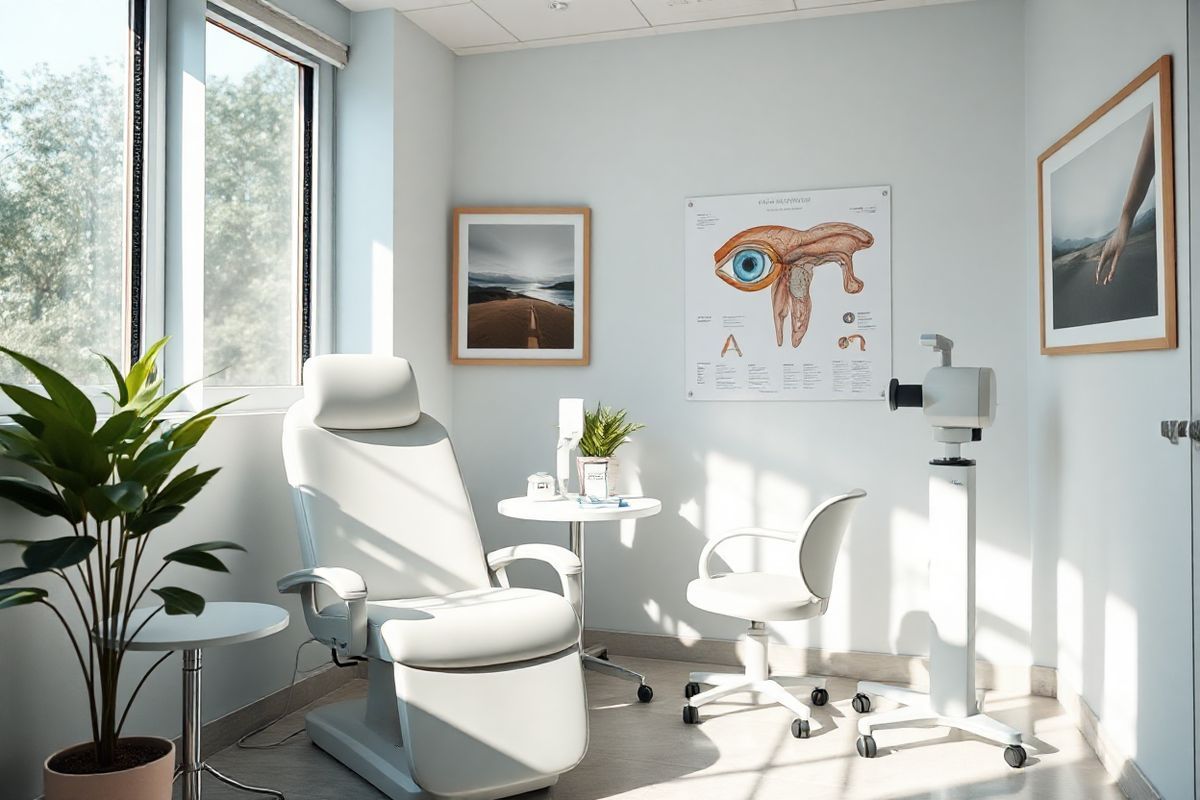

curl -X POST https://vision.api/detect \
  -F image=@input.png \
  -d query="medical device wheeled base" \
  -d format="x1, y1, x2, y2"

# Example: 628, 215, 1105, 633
853, 460, 1026, 768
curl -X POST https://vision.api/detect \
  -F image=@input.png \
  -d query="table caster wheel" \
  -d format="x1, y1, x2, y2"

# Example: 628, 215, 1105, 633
790, 718, 810, 739
852, 693, 872, 714
684, 681, 701, 699
856, 734, 878, 758
682, 705, 700, 724
637, 684, 654, 703
810, 687, 829, 706
1004, 745, 1027, 768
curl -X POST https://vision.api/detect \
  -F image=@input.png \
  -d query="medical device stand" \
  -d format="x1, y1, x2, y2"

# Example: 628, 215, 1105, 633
854, 446, 1027, 767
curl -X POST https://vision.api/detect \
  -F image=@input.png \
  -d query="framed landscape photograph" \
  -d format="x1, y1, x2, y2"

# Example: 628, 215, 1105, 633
452, 207, 590, 366
1038, 55, 1176, 355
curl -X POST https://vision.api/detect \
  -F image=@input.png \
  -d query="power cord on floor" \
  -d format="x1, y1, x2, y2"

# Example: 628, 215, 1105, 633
237, 637, 326, 750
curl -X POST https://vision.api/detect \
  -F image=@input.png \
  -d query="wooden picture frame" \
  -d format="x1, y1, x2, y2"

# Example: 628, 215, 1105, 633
1037, 55, 1176, 355
451, 207, 590, 366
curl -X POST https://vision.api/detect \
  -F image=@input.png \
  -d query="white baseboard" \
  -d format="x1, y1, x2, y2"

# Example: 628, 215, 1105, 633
1056, 683, 1162, 800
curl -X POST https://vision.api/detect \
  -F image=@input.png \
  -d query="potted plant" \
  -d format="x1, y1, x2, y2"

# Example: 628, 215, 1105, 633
576, 404, 644, 497
0, 340, 242, 800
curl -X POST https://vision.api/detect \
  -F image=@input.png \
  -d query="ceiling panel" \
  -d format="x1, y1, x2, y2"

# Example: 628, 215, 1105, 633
405, 3, 518, 48
381, 0, 472, 12
472, 0, 650, 41
632, 0, 794, 25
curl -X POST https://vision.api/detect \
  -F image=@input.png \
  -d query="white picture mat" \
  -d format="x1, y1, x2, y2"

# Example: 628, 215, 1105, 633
684, 186, 892, 402
1040, 78, 1168, 349
455, 213, 586, 360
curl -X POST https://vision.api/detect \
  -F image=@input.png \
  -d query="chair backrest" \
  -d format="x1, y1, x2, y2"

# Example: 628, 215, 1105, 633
282, 355, 491, 601
796, 489, 866, 602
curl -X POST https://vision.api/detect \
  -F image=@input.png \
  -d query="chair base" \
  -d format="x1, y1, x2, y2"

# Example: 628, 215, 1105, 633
307, 699, 560, 800
683, 623, 827, 731
854, 681, 1027, 766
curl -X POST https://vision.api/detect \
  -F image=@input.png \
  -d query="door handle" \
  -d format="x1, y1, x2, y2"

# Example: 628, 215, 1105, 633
1160, 419, 1200, 443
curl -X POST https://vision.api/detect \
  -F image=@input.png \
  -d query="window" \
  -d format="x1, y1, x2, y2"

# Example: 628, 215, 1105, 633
204, 20, 312, 387
0, 0, 139, 386
0, 1, 339, 414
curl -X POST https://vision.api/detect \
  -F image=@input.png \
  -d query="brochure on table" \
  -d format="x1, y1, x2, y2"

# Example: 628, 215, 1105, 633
684, 186, 892, 401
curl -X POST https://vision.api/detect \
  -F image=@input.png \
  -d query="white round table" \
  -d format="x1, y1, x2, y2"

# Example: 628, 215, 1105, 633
498, 495, 662, 700
121, 602, 289, 800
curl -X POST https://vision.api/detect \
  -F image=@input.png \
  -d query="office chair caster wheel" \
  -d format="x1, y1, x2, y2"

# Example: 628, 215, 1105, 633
1004, 745, 1027, 769
684, 682, 701, 699
682, 705, 700, 724
790, 719, 810, 739
810, 687, 828, 706
637, 684, 654, 703
852, 693, 871, 713
856, 735, 878, 758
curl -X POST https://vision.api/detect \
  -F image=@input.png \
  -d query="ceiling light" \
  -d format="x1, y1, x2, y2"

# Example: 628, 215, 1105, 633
548, 0, 569, 9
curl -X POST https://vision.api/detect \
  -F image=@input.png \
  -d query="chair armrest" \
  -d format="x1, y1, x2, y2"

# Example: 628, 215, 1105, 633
698, 528, 798, 579
276, 567, 368, 658
487, 544, 583, 618
277, 567, 368, 600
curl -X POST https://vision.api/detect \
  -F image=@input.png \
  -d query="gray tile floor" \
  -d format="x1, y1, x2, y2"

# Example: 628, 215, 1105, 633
180, 654, 1123, 800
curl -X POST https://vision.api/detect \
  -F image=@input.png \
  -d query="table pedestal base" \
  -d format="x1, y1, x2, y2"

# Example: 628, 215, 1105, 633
177, 649, 285, 800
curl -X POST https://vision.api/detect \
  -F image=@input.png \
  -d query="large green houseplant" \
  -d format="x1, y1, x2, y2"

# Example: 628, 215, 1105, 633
0, 339, 242, 795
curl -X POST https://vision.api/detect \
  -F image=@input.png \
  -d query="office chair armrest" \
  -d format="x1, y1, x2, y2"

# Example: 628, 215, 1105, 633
698, 528, 798, 579
277, 567, 369, 658
487, 544, 583, 618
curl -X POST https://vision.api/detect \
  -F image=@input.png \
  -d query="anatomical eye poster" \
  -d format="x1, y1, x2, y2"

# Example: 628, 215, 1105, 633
685, 186, 892, 401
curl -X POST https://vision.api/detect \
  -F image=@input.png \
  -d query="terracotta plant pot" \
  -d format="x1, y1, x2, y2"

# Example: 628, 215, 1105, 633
44, 737, 174, 800
577, 456, 619, 497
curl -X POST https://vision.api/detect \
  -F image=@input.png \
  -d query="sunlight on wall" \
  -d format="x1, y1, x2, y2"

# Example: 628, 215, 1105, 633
976, 538, 1032, 665
371, 240, 393, 355
1103, 592, 1138, 759
642, 597, 702, 645
889, 506, 929, 654
1057, 559, 1084, 692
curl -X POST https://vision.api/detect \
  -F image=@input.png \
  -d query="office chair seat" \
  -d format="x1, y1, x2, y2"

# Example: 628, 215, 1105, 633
686, 572, 822, 622
321, 586, 580, 669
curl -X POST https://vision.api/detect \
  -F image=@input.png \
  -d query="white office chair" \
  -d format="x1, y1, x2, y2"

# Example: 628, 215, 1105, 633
277, 355, 588, 800
682, 489, 866, 738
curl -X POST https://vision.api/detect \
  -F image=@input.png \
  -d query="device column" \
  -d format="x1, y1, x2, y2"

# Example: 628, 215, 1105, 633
928, 460, 977, 719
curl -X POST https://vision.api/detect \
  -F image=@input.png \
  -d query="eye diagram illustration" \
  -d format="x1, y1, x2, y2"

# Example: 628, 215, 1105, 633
838, 334, 867, 351
713, 223, 874, 347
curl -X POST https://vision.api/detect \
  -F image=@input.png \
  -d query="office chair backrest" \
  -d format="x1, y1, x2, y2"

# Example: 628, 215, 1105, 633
796, 489, 866, 601
282, 355, 491, 601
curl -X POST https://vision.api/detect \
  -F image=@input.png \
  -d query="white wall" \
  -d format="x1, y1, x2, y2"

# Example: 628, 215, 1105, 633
1024, 1, 1193, 797
450, 0, 1032, 668
337, 9, 455, 421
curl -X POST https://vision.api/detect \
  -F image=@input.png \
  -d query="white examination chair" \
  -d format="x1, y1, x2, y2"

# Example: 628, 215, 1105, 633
277, 355, 588, 800
682, 490, 866, 738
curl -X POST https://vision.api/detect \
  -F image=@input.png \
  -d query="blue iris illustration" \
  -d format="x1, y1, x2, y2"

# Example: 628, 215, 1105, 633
732, 248, 768, 282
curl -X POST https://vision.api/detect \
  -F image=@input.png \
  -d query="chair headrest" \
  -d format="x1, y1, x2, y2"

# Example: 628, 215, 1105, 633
303, 355, 421, 430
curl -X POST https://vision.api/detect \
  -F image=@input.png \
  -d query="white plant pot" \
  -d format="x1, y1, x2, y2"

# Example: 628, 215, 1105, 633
576, 456, 619, 497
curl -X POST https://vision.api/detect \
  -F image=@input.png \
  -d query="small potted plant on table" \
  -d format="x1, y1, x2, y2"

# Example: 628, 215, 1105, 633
576, 403, 644, 498
0, 340, 242, 800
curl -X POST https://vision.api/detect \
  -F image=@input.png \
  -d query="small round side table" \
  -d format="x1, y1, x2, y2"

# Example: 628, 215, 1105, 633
120, 601, 290, 800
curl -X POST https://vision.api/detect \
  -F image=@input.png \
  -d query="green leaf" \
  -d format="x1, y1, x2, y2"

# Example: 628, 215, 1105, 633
0, 567, 34, 586
21, 460, 90, 494
1, 385, 85, 433
152, 586, 205, 616
96, 353, 129, 406
0, 477, 71, 518
82, 482, 147, 521
165, 540, 245, 572
7, 413, 44, 437
0, 426, 43, 459
164, 550, 228, 572
154, 468, 219, 508
125, 338, 168, 404
21, 536, 98, 572
93, 410, 143, 448
126, 505, 185, 536
0, 587, 47, 609
0, 347, 96, 432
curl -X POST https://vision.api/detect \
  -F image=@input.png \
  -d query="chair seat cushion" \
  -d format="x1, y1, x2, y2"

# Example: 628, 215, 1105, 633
687, 572, 822, 622
338, 587, 580, 669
